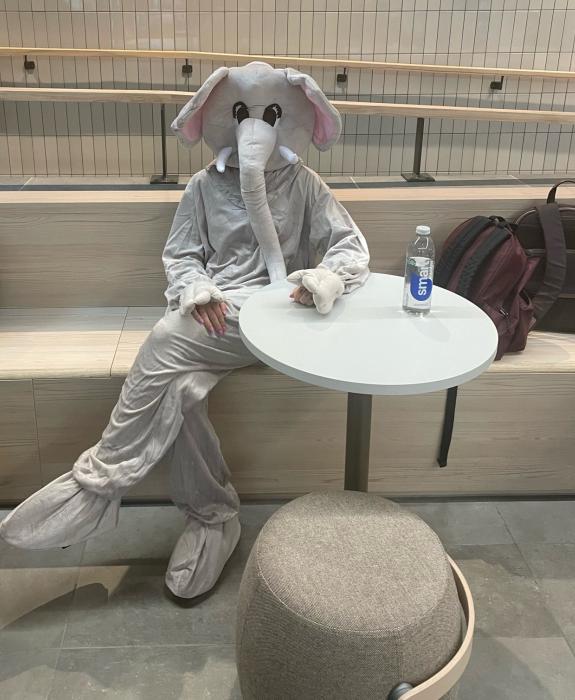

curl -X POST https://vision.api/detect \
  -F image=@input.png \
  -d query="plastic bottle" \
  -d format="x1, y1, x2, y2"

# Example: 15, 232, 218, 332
402, 225, 435, 315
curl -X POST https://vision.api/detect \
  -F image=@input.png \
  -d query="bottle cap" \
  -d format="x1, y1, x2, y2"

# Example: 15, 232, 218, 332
416, 225, 431, 236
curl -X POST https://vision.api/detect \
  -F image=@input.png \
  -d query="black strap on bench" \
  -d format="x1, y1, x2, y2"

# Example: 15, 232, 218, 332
437, 386, 458, 468
437, 224, 510, 468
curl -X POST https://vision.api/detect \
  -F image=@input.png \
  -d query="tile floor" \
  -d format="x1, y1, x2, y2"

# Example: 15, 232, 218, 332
1, 500, 575, 699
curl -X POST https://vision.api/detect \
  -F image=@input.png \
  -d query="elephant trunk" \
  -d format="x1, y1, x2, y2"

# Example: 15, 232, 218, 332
237, 118, 287, 282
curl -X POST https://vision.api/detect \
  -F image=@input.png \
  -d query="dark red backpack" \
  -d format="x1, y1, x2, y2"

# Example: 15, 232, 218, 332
434, 202, 569, 467
435, 215, 540, 361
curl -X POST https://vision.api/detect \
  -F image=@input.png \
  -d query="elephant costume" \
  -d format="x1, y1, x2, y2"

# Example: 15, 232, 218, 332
0, 62, 370, 599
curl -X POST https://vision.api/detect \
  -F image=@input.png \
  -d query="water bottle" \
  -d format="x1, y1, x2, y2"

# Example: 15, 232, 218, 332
402, 225, 435, 315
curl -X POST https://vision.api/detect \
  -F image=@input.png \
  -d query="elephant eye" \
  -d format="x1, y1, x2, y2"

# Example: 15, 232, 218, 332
233, 101, 249, 123
263, 103, 282, 127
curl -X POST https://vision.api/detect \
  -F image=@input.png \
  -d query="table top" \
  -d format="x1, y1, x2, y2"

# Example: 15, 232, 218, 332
239, 273, 498, 396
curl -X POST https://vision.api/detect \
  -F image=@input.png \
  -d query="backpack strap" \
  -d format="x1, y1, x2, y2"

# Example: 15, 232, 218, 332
437, 386, 458, 468
546, 179, 575, 203
455, 227, 511, 298
435, 216, 493, 288
532, 202, 567, 322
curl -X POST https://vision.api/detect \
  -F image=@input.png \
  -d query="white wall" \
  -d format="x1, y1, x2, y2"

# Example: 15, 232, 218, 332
1, 0, 574, 177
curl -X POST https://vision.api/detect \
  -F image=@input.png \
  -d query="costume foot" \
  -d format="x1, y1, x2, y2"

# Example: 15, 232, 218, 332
164, 515, 241, 599
0, 471, 120, 549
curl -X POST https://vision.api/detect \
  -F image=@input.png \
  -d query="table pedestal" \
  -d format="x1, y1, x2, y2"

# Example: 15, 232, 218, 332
344, 393, 373, 492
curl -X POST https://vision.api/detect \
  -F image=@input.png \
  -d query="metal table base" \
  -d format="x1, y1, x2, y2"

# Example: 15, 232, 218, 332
344, 393, 373, 492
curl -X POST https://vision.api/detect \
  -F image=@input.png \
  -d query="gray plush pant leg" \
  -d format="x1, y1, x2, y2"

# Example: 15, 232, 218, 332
169, 395, 240, 525
0, 301, 256, 567
74, 302, 255, 509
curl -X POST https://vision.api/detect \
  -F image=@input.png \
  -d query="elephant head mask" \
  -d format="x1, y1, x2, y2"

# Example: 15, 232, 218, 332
171, 61, 342, 282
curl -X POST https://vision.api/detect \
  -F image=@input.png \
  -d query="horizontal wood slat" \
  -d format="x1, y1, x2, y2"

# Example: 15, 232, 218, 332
1, 306, 571, 384
2, 87, 575, 125
2, 186, 575, 309
0, 87, 189, 105
2, 46, 575, 81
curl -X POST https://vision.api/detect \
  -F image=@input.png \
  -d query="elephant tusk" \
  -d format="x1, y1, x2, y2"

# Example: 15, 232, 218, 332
216, 146, 234, 173
279, 145, 299, 165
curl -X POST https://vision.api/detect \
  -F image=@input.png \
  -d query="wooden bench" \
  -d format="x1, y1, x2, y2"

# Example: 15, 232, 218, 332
1, 185, 575, 502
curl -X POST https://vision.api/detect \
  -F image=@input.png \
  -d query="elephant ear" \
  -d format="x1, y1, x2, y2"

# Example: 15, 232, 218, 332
284, 68, 342, 151
171, 66, 229, 147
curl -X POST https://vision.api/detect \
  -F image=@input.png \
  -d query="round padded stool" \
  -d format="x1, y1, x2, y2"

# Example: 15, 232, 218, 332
236, 492, 472, 700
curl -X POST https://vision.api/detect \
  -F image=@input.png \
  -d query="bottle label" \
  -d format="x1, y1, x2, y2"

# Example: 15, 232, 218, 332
410, 269, 433, 301
404, 257, 434, 308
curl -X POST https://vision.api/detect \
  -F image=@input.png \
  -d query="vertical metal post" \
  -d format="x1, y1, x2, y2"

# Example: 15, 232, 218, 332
402, 117, 435, 183
412, 117, 425, 176
344, 393, 373, 492
150, 103, 178, 185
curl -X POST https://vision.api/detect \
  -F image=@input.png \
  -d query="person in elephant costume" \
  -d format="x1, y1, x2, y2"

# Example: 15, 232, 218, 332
0, 62, 370, 599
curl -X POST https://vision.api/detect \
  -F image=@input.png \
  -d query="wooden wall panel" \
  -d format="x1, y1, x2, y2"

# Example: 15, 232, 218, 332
0, 368, 571, 504
0, 380, 42, 504
32, 377, 170, 501
33, 377, 125, 486
210, 367, 347, 497
349, 196, 542, 275
369, 373, 575, 496
0, 201, 170, 308
2, 187, 573, 308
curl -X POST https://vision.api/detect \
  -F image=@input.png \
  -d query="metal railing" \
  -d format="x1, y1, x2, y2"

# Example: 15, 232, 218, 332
3, 86, 575, 184
2, 46, 575, 182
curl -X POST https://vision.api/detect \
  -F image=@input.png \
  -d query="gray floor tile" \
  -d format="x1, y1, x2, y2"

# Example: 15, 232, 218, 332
0, 543, 85, 568
519, 543, 575, 654
448, 545, 562, 639
404, 502, 513, 546
81, 505, 185, 565
0, 567, 79, 652
496, 501, 575, 543
64, 504, 280, 649
434, 174, 518, 182
519, 543, 575, 580
237, 503, 282, 552
79, 503, 280, 567
322, 175, 356, 184
351, 175, 405, 182
510, 173, 574, 185
459, 636, 575, 700
62, 560, 241, 648
26, 176, 154, 185
0, 508, 85, 567
0, 176, 30, 186
5, 500, 575, 696
48, 645, 240, 699
0, 649, 59, 700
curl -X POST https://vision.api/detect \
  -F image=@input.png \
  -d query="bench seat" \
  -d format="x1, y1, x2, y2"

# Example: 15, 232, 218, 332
3, 306, 575, 379
1, 305, 574, 503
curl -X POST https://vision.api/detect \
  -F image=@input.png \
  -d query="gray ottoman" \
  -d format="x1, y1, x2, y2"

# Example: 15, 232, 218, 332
236, 492, 464, 700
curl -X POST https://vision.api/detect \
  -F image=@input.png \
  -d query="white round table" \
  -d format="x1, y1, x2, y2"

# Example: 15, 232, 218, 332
239, 273, 498, 491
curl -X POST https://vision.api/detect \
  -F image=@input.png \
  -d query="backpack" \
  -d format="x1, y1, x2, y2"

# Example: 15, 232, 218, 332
434, 215, 540, 361
433, 209, 563, 468
514, 179, 575, 332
